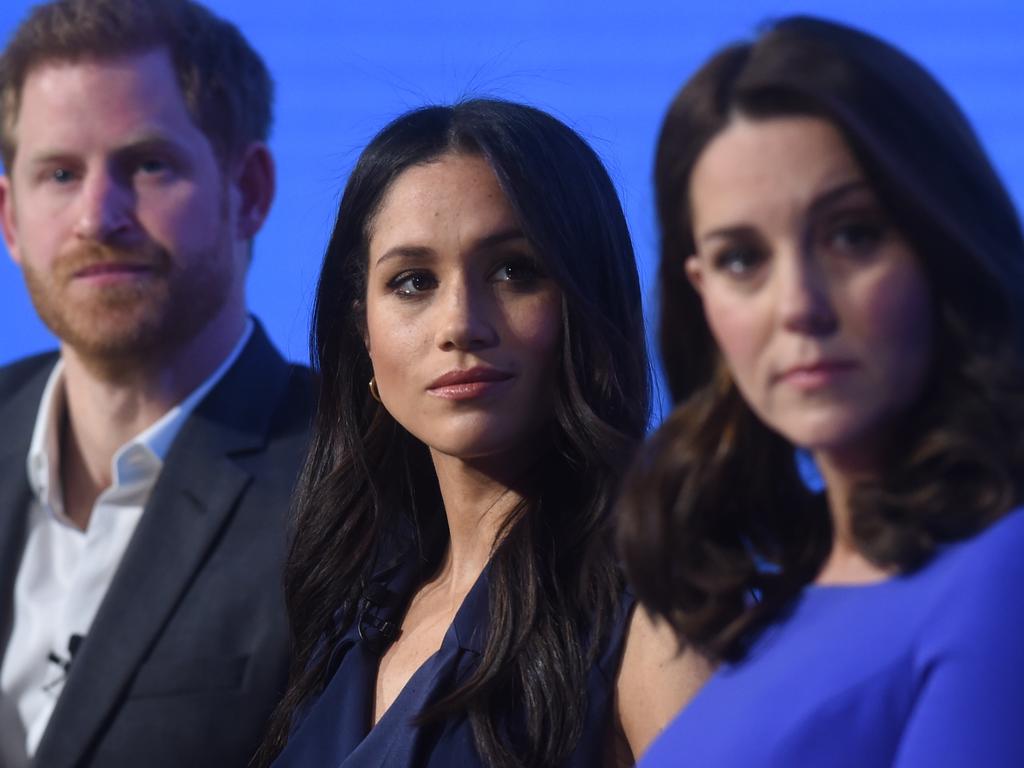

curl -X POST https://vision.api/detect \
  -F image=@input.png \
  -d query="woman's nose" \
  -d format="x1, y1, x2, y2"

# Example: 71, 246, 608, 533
777, 253, 838, 336
434, 278, 499, 351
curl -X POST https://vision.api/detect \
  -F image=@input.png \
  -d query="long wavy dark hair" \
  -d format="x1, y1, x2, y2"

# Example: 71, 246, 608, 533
257, 99, 649, 767
618, 16, 1024, 662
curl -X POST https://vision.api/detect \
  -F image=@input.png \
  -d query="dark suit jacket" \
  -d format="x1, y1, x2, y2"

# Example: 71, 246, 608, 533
0, 322, 314, 768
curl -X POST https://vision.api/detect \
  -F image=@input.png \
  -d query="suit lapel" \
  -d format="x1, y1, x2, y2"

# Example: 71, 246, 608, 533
0, 361, 51, 655
35, 324, 294, 767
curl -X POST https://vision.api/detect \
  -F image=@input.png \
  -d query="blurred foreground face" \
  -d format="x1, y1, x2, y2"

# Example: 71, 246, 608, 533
686, 116, 933, 464
364, 152, 563, 464
0, 48, 245, 360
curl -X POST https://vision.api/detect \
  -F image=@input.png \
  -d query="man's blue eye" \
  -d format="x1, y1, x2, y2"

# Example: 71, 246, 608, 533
52, 168, 74, 183
138, 159, 168, 174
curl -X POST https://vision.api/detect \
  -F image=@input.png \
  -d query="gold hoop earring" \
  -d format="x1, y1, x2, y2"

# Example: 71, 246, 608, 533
368, 376, 382, 403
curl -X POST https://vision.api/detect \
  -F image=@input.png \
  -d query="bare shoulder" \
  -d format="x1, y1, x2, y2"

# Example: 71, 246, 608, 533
615, 604, 714, 762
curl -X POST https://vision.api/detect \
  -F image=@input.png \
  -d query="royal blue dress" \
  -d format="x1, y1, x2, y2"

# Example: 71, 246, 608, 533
641, 507, 1024, 767
272, 538, 634, 767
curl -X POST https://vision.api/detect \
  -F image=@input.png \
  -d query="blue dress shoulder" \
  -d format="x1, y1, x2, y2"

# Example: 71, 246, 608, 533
272, 539, 634, 767
641, 507, 1024, 768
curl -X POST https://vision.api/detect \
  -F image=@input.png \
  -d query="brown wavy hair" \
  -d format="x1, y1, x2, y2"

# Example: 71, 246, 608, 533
618, 15, 1024, 662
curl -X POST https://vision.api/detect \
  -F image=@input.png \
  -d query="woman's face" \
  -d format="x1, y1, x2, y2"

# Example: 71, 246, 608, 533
685, 115, 933, 464
364, 152, 563, 464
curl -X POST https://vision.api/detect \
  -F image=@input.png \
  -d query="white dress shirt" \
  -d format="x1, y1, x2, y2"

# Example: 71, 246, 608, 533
0, 321, 252, 766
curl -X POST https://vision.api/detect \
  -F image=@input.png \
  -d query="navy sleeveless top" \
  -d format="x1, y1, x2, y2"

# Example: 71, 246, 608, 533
272, 538, 635, 767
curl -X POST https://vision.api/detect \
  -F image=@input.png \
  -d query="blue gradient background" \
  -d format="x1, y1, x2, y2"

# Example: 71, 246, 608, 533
2, 1, 1022, 418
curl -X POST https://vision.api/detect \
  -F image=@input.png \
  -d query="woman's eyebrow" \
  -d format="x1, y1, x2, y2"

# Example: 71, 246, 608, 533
806, 178, 872, 217
697, 178, 871, 246
698, 224, 758, 246
374, 245, 435, 269
374, 227, 529, 268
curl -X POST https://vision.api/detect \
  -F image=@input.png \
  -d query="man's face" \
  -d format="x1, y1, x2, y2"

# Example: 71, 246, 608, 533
0, 47, 250, 362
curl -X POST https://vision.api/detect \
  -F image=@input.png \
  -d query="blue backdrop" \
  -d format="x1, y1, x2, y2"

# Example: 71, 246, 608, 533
2, 0, 1022, 419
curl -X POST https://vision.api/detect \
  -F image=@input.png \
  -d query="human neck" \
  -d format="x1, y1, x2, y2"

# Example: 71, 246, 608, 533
428, 450, 535, 597
812, 446, 892, 586
57, 314, 246, 529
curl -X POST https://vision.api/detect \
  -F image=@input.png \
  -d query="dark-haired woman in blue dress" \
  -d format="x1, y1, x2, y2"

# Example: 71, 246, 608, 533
619, 16, 1024, 767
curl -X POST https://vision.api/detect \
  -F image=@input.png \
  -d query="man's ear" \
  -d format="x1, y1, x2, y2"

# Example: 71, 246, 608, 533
232, 142, 275, 241
684, 254, 704, 295
0, 175, 23, 265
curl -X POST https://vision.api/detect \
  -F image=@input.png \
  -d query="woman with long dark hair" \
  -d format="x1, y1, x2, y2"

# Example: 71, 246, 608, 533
619, 16, 1024, 766
258, 99, 708, 768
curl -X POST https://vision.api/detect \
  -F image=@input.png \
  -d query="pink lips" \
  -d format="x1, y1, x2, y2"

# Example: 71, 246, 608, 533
777, 360, 858, 390
73, 262, 155, 285
427, 366, 514, 401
